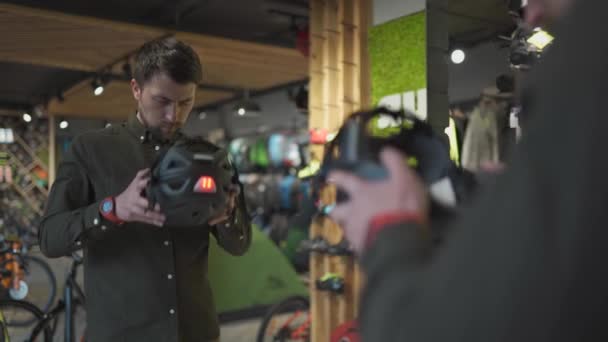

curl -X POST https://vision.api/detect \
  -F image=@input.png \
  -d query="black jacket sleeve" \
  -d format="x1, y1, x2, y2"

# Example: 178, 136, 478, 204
39, 136, 104, 258
359, 3, 608, 340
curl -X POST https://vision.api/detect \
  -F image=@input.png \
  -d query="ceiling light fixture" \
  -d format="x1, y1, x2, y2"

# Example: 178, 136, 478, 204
233, 90, 261, 117
22, 112, 32, 123
450, 49, 466, 64
91, 77, 106, 96
59, 120, 69, 129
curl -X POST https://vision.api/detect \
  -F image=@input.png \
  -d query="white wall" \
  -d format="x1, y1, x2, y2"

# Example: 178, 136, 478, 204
373, 0, 425, 25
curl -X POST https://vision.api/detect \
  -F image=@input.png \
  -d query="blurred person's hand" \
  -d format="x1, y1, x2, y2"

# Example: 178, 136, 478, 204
328, 148, 429, 254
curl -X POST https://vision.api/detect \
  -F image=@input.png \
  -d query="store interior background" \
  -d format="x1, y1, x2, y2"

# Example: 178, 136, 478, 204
0, 0, 526, 340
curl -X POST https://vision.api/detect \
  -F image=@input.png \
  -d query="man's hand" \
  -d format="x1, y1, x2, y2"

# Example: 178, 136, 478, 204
115, 169, 166, 227
328, 148, 429, 254
208, 185, 240, 226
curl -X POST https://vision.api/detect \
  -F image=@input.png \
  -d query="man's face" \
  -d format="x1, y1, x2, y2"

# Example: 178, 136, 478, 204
131, 72, 196, 139
525, 0, 575, 28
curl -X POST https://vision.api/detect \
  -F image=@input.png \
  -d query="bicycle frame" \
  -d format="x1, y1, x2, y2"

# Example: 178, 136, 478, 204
269, 310, 311, 340
63, 257, 85, 342
0, 309, 8, 342
29, 257, 85, 342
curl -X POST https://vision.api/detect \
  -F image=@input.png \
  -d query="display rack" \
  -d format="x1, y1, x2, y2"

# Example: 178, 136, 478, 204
0, 115, 50, 235
308, 0, 372, 340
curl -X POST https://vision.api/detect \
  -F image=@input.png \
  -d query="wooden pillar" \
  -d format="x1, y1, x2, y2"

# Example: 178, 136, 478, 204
308, 0, 371, 341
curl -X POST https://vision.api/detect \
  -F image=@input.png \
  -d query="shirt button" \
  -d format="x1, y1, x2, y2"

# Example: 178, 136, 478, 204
93, 218, 99, 226
167, 274, 173, 280
169, 309, 175, 315
140, 136, 145, 141
164, 240, 170, 246
76, 241, 82, 246
101, 225, 107, 231
155, 145, 160, 151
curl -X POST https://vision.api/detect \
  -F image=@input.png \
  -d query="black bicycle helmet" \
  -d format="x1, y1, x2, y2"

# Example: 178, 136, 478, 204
146, 135, 237, 228
316, 107, 476, 216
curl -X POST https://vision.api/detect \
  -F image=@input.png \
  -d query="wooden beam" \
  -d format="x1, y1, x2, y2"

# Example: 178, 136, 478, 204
0, 3, 163, 36
0, 3, 308, 120
0, 3, 307, 76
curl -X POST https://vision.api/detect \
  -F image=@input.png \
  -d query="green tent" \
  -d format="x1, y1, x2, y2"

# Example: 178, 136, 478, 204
208, 225, 308, 313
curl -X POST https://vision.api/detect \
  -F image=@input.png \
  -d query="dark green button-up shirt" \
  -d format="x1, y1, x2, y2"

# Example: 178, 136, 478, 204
39, 114, 251, 342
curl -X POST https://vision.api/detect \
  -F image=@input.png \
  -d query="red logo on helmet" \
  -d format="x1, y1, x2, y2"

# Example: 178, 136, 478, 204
194, 176, 217, 193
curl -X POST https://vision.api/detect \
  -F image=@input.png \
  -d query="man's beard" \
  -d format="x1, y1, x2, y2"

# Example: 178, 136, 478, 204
137, 105, 179, 141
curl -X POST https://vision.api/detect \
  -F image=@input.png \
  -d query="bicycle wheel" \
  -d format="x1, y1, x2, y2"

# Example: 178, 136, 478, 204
19, 256, 57, 314
256, 296, 310, 342
0, 299, 51, 342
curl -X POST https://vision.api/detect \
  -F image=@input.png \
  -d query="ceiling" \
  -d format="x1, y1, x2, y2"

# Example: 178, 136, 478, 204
0, 1, 309, 120
448, 0, 515, 47
0, 0, 513, 121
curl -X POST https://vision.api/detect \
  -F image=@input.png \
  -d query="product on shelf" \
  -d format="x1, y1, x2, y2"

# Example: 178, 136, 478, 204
0, 116, 50, 237
315, 273, 345, 294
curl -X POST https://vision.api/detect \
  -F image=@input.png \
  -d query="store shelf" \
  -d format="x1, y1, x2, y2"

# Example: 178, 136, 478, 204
0, 116, 50, 232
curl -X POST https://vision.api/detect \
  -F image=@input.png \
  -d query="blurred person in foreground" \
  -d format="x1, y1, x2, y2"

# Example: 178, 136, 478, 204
329, 1, 608, 341
39, 38, 251, 342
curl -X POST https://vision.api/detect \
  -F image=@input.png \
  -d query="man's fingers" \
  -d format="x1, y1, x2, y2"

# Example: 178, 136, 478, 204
380, 147, 411, 185
227, 193, 237, 208
136, 177, 150, 191
327, 171, 362, 195
131, 207, 166, 224
135, 197, 151, 210
132, 214, 164, 227
209, 215, 229, 226
228, 185, 241, 196
136, 168, 151, 179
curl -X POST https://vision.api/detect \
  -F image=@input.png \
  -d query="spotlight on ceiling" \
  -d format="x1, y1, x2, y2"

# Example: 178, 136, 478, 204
22, 112, 32, 123
59, 120, 69, 129
450, 49, 466, 64
91, 77, 105, 96
232, 90, 261, 117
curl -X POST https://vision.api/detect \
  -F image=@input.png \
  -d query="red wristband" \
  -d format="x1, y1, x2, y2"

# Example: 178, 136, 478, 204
366, 211, 425, 249
99, 196, 124, 225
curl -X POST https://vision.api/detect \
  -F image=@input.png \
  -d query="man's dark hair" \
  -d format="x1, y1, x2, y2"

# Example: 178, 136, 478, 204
133, 37, 202, 86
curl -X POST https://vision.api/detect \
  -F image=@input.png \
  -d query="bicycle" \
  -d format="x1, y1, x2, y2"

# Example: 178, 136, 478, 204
0, 235, 56, 324
0, 299, 51, 341
256, 296, 310, 342
28, 252, 85, 342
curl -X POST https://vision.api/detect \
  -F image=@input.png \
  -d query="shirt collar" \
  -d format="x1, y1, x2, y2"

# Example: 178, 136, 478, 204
126, 113, 171, 145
